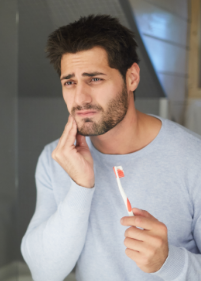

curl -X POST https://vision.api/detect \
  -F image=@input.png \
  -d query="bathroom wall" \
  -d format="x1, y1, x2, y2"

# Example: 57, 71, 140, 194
129, 0, 190, 123
0, 0, 18, 269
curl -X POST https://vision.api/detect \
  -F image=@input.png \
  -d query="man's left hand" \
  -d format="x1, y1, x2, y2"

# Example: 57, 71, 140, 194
120, 208, 169, 273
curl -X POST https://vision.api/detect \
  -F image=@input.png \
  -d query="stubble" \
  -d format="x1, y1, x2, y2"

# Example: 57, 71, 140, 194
72, 83, 128, 136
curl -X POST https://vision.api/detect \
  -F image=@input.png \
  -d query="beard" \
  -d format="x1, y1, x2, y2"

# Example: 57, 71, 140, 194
72, 83, 129, 136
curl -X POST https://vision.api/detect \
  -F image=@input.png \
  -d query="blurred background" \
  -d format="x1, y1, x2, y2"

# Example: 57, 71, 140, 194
0, 0, 200, 280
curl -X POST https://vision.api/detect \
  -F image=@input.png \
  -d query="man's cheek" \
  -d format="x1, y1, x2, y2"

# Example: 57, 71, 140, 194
66, 102, 73, 114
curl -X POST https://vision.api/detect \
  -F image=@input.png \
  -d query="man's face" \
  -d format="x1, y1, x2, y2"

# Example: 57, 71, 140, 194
60, 47, 129, 136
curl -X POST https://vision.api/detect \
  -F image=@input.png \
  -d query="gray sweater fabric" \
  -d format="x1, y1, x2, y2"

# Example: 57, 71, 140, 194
21, 115, 201, 281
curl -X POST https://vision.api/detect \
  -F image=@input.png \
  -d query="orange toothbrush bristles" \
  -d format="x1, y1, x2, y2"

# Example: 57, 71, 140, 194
113, 167, 125, 178
117, 169, 124, 178
127, 198, 132, 212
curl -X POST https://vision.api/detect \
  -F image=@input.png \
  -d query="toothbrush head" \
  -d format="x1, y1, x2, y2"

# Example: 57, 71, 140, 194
113, 166, 125, 178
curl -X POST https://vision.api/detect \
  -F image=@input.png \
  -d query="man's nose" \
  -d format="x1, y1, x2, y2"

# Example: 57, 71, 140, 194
74, 83, 92, 105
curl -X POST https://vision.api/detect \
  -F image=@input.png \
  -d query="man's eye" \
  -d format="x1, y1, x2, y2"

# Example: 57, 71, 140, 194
64, 81, 73, 86
92, 78, 102, 82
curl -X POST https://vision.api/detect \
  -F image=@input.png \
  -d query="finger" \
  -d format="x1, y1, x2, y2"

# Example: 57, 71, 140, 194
121, 216, 158, 231
76, 133, 88, 148
132, 208, 156, 220
52, 116, 74, 160
58, 115, 74, 147
124, 237, 144, 253
125, 248, 141, 260
124, 226, 147, 241
63, 116, 77, 148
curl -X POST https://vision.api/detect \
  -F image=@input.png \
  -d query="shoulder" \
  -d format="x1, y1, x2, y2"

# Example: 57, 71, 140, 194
159, 117, 201, 161
43, 139, 60, 154
38, 138, 59, 162
163, 118, 201, 144
35, 139, 59, 176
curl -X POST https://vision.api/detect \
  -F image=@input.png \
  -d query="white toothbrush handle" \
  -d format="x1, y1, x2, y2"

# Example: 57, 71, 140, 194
114, 167, 134, 216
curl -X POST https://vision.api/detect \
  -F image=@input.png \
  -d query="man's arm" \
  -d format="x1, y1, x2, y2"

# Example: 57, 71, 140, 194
21, 115, 95, 281
121, 208, 201, 280
21, 146, 95, 281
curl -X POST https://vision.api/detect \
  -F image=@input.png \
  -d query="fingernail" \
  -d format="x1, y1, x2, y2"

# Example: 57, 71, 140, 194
120, 218, 123, 224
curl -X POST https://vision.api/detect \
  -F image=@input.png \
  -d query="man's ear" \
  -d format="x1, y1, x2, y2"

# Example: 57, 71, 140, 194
126, 63, 140, 92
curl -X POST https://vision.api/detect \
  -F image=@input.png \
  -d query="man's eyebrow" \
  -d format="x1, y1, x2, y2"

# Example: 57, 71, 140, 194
60, 72, 106, 80
60, 73, 75, 80
82, 72, 106, 77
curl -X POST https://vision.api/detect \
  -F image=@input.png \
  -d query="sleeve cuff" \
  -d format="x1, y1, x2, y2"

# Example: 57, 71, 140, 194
150, 245, 187, 280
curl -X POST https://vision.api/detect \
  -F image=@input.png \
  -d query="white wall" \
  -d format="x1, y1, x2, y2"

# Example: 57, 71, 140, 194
129, 0, 189, 124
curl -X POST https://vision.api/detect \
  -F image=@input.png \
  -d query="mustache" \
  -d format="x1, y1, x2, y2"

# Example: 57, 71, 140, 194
72, 104, 103, 113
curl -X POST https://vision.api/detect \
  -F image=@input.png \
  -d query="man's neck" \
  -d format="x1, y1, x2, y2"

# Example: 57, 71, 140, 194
90, 109, 162, 155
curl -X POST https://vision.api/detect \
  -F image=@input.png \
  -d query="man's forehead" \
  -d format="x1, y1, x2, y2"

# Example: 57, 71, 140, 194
62, 46, 107, 58
61, 47, 109, 67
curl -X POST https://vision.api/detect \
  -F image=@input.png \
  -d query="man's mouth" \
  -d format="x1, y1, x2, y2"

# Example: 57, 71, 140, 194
76, 110, 97, 117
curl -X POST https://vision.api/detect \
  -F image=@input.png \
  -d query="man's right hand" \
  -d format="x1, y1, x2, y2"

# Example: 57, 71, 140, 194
52, 115, 95, 188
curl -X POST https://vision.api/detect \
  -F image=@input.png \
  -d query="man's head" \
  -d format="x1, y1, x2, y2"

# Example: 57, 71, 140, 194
46, 15, 140, 136
46, 15, 140, 80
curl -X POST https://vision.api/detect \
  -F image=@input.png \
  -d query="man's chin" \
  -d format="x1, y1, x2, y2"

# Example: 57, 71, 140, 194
77, 130, 103, 137
77, 122, 101, 136
76, 120, 111, 136
77, 126, 108, 136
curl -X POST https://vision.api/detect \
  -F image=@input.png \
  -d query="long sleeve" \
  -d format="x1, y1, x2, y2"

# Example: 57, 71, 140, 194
21, 146, 95, 281
150, 154, 201, 281
150, 215, 201, 281
150, 244, 201, 280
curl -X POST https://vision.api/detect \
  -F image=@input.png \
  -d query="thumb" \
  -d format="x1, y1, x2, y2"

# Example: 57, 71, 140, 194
76, 133, 88, 148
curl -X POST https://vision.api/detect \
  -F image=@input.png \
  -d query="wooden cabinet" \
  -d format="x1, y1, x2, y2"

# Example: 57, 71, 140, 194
188, 0, 201, 97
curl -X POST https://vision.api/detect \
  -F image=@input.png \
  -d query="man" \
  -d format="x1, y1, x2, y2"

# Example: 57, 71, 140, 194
21, 15, 201, 281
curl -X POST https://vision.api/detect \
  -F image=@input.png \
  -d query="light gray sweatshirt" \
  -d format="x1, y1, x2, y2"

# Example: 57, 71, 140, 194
21, 116, 201, 281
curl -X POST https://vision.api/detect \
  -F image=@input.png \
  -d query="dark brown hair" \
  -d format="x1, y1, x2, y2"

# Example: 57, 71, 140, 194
46, 14, 140, 80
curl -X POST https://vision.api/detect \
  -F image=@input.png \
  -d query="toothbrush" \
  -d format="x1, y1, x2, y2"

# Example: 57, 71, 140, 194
113, 166, 134, 216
